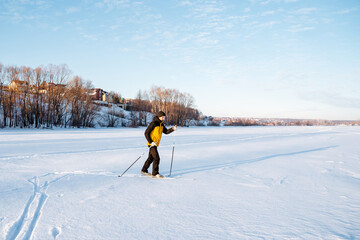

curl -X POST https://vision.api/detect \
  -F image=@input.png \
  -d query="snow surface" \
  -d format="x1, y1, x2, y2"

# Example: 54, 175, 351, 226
1, 126, 360, 239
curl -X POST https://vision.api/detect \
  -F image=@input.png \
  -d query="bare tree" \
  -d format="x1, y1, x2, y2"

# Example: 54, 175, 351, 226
146, 86, 197, 126
109, 91, 122, 104
31, 67, 47, 128
66, 76, 99, 127
0, 63, 6, 127
45, 64, 71, 127
132, 89, 151, 126
18, 66, 33, 127
6, 66, 22, 127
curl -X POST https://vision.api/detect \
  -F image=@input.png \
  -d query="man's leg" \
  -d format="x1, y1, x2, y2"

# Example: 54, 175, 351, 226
151, 147, 160, 176
141, 147, 153, 173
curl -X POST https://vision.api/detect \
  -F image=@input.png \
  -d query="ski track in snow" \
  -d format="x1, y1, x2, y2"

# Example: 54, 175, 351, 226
0, 145, 145, 162
4, 167, 195, 239
5, 177, 48, 240
170, 145, 338, 177
0, 129, 338, 162
4, 171, 107, 240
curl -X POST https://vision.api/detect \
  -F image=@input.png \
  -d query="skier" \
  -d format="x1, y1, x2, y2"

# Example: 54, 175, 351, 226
141, 111, 177, 178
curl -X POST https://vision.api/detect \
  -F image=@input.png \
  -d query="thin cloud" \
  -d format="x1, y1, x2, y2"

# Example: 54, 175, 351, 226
293, 8, 317, 15
261, 10, 276, 16
183, 0, 227, 19
35, 1, 51, 10
52, 26, 61, 32
132, 34, 151, 41
288, 24, 315, 32
1, 0, 35, 23
229, 15, 250, 22
336, 7, 358, 15
110, 25, 120, 30
82, 33, 99, 41
300, 91, 360, 109
95, 0, 131, 11
259, 21, 278, 28
179, 1, 193, 6
275, 71, 310, 86
66, 7, 80, 14
260, 0, 271, 5
193, 5, 226, 16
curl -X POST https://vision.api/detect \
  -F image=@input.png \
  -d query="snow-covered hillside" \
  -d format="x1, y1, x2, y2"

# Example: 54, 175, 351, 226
1, 126, 359, 239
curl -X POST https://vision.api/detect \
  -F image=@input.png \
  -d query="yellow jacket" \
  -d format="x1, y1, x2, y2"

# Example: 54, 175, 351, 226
145, 116, 174, 147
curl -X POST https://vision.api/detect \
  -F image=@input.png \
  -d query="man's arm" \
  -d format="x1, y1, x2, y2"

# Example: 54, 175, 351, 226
163, 125, 175, 134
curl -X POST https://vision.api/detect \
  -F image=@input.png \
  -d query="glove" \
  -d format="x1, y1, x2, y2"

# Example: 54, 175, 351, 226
150, 142, 157, 147
172, 125, 177, 131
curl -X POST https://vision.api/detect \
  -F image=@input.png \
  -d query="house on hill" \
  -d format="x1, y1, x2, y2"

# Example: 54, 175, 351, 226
90, 88, 132, 109
91, 88, 104, 101
39, 82, 66, 94
8, 80, 66, 94
8, 80, 30, 92
91, 88, 115, 103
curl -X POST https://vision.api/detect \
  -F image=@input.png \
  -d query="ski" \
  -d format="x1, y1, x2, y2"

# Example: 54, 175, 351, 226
140, 173, 175, 179
119, 173, 194, 180
141, 171, 152, 177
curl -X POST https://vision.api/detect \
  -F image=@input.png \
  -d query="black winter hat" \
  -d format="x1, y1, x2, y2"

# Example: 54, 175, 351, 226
157, 111, 166, 117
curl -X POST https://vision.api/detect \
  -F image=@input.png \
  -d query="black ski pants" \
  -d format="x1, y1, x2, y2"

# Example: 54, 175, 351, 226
142, 146, 160, 176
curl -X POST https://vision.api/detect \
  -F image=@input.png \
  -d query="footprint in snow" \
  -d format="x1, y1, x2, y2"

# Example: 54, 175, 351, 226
51, 227, 61, 239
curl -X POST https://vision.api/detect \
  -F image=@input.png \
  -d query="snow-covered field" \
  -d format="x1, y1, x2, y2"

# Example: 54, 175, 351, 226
1, 126, 359, 239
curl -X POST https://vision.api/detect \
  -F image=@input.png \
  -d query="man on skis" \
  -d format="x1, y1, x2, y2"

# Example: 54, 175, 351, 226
141, 111, 177, 178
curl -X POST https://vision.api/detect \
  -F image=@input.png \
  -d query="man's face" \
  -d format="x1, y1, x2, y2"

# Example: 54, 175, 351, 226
159, 116, 165, 121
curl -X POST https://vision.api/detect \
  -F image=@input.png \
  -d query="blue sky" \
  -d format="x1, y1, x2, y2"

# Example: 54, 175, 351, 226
1, 0, 359, 120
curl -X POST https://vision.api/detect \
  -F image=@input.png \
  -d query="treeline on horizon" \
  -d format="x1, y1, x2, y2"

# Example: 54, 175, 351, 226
0, 62, 200, 128
203, 117, 359, 127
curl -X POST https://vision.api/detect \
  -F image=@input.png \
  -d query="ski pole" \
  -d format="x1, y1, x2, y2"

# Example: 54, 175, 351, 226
118, 149, 147, 177
169, 126, 176, 176
169, 145, 175, 176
